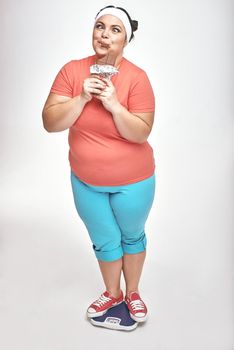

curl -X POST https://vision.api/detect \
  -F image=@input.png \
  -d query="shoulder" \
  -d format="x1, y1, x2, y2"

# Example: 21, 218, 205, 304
121, 57, 149, 81
121, 58, 152, 90
61, 55, 95, 72
122, 57, 146, 74
54, 55, 95, 84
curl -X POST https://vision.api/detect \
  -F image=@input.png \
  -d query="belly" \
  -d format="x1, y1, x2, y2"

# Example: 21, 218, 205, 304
68, 128, 155, 185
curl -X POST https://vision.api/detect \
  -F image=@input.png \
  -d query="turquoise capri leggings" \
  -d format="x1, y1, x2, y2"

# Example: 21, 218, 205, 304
70, 171, 156, 262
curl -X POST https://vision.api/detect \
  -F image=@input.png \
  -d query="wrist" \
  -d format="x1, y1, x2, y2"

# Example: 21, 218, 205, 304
111, 101, 124, 116
79, 92, 91, 104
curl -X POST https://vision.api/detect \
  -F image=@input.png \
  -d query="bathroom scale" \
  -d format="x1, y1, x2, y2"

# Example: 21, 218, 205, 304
90, 302, 138, 331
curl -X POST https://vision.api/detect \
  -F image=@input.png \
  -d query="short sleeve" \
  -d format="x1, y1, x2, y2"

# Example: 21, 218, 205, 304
50, 61, 73, 97
128, 70, 155, 113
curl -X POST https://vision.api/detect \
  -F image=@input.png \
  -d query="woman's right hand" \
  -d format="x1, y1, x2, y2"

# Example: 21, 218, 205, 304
81, 75, 106, 101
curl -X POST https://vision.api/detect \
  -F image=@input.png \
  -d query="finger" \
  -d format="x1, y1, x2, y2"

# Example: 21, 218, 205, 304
92, 82, 106, 90
85, 78, 106, 89
95, 90, 108, 98
89, 87, 105, 95
85, 82, 106, 92
87, 83, 106, 91
101, 78, 112, 87
89, 76, 107, 86
93, 94, 106, 101
90, 73, 103, 79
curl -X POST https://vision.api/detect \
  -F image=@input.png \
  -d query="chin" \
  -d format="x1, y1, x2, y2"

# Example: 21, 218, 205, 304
94, 48, 109, 58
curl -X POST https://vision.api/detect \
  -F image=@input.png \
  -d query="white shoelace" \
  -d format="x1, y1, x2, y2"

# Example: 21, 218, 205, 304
93, 294, 112, 307
130, 300, 145, 311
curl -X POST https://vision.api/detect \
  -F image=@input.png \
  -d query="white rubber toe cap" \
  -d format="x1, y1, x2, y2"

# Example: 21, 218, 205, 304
87, 307, 96, 314
135, 312, 145, 317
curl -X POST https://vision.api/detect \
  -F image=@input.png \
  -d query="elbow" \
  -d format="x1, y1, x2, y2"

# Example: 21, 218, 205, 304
42, 114, 54, 133
136, 127, 152, 144
42, 117, 65, 133
127, 134, 149, 144
136, 133, 150, 144
138, 140, 147, 144
42, 109, 56, 133
43, 123, 57, 133
42, 117, 50, 132
44, 125, 53, 133
129, 137, 148, 144
137, 138, 148, 144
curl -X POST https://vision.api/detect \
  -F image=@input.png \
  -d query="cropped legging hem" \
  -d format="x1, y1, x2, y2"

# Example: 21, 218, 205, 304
94, 235, 147, 262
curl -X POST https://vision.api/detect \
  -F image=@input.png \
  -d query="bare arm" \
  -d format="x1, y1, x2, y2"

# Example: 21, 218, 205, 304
112, 106, 154, 144
42, 93, 88, 132
95, 78, 154, 143
42, 75, 106, 132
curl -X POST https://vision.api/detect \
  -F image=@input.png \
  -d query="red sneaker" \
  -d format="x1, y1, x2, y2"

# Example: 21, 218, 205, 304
87, 290, 124, 318
125, 292, 148, 322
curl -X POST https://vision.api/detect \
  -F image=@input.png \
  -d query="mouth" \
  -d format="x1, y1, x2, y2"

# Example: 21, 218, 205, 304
98, 41, 110, 49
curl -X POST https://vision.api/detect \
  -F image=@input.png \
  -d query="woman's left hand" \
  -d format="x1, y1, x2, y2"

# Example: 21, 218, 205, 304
95, 78, 120, 114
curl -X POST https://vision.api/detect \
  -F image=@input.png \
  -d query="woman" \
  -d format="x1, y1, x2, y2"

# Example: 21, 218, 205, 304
42, 5, 156, 323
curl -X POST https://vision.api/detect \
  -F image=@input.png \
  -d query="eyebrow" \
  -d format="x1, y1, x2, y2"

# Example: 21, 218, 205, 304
96, 21, 122, 29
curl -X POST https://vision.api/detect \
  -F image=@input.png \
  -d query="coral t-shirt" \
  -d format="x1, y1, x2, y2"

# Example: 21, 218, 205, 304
50, 55, 155, 186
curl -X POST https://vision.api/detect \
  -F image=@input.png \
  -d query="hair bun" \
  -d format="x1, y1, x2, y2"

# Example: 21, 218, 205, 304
131, 20, 138, 32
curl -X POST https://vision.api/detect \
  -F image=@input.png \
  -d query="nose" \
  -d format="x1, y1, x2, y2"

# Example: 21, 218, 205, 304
101, 28, 109, 39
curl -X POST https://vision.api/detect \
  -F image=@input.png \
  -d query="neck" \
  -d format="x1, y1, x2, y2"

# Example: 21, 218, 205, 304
115, 55, 123, 69
94, 53, 123, 68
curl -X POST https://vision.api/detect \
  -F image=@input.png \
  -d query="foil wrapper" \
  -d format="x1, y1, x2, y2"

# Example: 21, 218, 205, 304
90, 64, 118, 79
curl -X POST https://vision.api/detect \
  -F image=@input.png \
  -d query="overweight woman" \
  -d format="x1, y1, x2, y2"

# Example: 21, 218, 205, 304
42, 5, 156, 323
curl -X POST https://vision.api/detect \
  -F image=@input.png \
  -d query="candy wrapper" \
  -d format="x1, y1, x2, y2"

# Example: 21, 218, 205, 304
90, 64, 118, 79
90, 53, 119, 79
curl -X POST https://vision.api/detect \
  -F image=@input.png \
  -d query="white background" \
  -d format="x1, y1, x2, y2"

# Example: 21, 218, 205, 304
0, 0, 233, 349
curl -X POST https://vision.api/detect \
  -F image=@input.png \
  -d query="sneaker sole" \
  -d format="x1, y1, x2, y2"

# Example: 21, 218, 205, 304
87, 301, 123, 318
90, 318, 138, 331
129, 313, 148, 323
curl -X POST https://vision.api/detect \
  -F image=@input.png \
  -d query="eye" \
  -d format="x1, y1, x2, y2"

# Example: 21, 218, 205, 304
112, 27, 121, 33
95, 23, 104, 30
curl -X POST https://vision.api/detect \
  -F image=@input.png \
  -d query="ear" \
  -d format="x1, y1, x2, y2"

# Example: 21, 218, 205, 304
123, 37, 128, 47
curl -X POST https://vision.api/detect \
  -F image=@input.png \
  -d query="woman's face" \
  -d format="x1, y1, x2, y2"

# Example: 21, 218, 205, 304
92, 15, 127, 63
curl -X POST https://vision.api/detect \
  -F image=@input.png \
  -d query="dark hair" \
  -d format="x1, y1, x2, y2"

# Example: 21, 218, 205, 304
95, 5, 138, 42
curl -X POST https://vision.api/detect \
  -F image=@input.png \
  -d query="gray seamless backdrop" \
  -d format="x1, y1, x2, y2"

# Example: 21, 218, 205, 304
0, 0, 233, 349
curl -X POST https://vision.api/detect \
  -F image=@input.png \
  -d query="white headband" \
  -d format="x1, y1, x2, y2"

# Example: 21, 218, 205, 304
95, 8, 132, 43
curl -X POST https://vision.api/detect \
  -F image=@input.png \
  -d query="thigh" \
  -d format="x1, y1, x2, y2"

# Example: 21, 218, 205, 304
70, 172, 121, 243
109, 174, 156, 233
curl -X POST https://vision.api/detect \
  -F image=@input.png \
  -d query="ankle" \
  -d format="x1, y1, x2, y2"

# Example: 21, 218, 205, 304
126, 289, 139, 298
107, 288, 122, 299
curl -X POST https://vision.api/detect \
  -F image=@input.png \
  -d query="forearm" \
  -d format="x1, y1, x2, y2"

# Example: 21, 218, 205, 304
111, 103, 151, 144
42, 95, 88, 132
